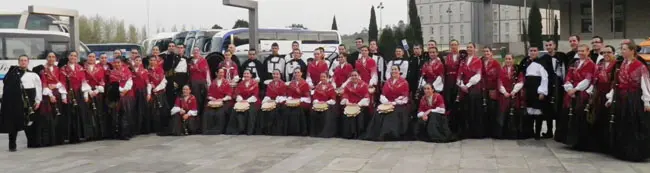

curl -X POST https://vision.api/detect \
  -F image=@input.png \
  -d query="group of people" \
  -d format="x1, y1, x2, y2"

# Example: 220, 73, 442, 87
1, 37, 648, 162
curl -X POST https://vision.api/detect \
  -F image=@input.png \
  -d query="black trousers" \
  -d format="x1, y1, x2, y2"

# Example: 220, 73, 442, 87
8, 130, 17, 150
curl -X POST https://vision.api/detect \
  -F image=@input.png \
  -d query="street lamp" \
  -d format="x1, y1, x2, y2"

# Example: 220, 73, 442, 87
377, 2, 385, 31
446, 7, 452, 46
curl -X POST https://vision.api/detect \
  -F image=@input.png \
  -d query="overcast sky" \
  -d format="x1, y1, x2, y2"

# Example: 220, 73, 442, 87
2, 0, 407, 35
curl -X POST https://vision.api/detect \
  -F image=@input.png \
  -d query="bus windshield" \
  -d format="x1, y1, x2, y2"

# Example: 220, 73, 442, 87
640, 47, 650, 54
185, 37, 195, 57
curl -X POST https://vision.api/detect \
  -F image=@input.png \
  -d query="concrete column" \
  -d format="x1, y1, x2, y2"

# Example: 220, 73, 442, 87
472, 0, 493, 46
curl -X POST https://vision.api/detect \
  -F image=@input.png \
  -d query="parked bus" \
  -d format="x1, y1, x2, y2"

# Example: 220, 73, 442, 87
142, 32, 176, 55
188, 29, 221, 57
87, 43, 141, 62
0, 29, 91, 97
209, 28, 342, 63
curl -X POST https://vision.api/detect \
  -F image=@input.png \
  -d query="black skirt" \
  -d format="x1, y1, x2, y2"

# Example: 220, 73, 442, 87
612, 90, 650, 162
494, 104, 527, 140
283, 106, 308, 136
363, 105, 407, 141
340, 107, 368, 139
34, 94, 59, 147
309, 104, 339, 138
151, 93, 171, 136
524, 76, 544, 110
565, 92, 591, 150
190, 81, 208, 131
413, 113, 455, 142
60, 90, 92, 143
486, 97, 500, 138
113, 96, 135, 139
89, 93, 107, 140
460, 90, 487, 139
269, 106, 288, 136
169, 113, 199, 136
226, 105, 259, 135
443, 79, 460, 133
202, 102, 232, 135
133, 88, 150, 135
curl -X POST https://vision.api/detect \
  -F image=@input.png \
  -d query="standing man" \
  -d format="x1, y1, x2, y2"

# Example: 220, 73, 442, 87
1, 55, 42, 152
385, 47, 409, 80
590, 36, 604, 63
407, 45, 428, 96
423, 40, 437, 57
165, 43, 189, 106
369, 40, 386, 83
263, 43, 287, 83
541, 40, 567, 140
285, 49, 308, 81
348, 38, 364, 67
288, 41, 301, 59
520, 46, 550, 140
241, 49, 265, 82
329, 44, 347, 74
566, 35, 581, 66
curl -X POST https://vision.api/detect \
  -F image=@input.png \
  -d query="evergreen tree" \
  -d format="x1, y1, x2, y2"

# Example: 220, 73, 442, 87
379, 27, 396, 58
407, 0, 423, 46
104, 18, 116, 43
127, 24, 138, 43
369, 6, 379, 41
140, 26, 148, 41
211, 24, 223, 29
553, 15, 559, 48
527, 0, 543, 50
331, 16, 338, 30
232, 19, 249, 29
114, 21, 127, 43
171, 25, 178, 32
91, 15, 104, 43
181, 24, 187, 32
78, 16, 93, 43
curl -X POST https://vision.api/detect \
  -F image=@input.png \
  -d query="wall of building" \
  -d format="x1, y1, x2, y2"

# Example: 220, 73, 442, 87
560, 0, 650, 40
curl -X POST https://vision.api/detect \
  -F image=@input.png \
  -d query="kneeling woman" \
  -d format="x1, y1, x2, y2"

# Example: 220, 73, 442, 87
340, 71, 371, 139
169, 85, 199, 135
364, 66, 410, 141
413, 84, 454, 142
310, 72, 338, 138
285, 68, 311, 136
203, 69, 233, 135
227, 70, 260, 135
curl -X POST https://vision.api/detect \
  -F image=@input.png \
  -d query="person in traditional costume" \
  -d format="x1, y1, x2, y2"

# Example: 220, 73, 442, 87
385, 47, 409, 81
108, 58, 135, 140
306, 49, 330, 88
369, 40, 386, 83
225, 44, 242, 66
287, 41, 301, 60
418, 47, 444, 94
263, 70, 287, 135
408, 45, 431, 99
588, 45, 616, 152
332, 53, 354, 92
413, 84, 455, 142
340, 71, 370, 139
263, 43, 287, 83
495, 54, 525, 139
566, 35, 581, 67
148, 57, 170, 136
520, 47, 549, 140
481, 47, 502, 138
456, 43, 486, 139
169, 85, 199, 135
189, 47, 211, 133
285, 49, 308, 82
84, 53, 107, 139
60, 51, 93, 142
310, 72, 338, 138
539, 40, 567, 139
605, 42, 650, 162
355, 46, 378, 122
203, 69, 233, 135
444, 40, 462, 133
218, 51, 240, 83
241, 49, 264, 82
131, 57, 151, 135
347, 38, 364, 67
1, 55, 42, 151
283, 68, 311, 136
34, 52, 65, 146
564, 44, 596, 149
227, 70, 260, 135
364, 66, 410, 141
328, 44, 347, 73
148, 46, 163, 69
162, 43, 188, 105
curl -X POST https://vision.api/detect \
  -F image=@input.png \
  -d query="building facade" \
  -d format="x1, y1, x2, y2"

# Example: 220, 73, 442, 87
415, 0, 559, 47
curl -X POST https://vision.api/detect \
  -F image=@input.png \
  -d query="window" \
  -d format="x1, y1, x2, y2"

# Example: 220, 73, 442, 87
504, 9, 509, 19
460, 36, 465, 44
505, 22, 510, 32
420, 6, 423, 13
420, 16, 424, 22
277, 32, 298, 40
430, 16, 433, 23
610, 1, 624, 32
430, 5, 433, 13
259, 32, 277, 41
430, 26, 434, 34
299, 32, 319, 44
494, 11, 498, 18
460, 3, 464, 12
493, 23, 498, 31
493, 35, 498, 42
505, 34, 510, 42
460, 13, 464, 22
319, 32, 340, 44
440, 26, 444, 35
460, 24, 464, 33
581, 19, 592, 33
580, 3, 592, 16
450, 25, 454, 34
232, 32, 250, 47
440, 36, 444, 43
440, 15, 443, 22
450, 35, 454, 40
430, 36, 434, 41
5, 37, 45, 59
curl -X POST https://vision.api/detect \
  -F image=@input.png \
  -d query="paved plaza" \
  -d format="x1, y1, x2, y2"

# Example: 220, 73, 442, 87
1, 132, 649, 173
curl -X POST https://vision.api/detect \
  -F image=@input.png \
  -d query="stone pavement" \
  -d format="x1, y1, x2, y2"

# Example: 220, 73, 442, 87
1, 132, 649, 173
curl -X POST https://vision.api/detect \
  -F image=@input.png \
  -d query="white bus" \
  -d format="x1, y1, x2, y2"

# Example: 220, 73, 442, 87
0, 29, 91, 97
142, 32, 177, 55
208, 28, 342, 63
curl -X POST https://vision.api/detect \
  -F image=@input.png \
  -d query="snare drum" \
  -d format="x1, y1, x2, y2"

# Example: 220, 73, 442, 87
261, 102, 277, 111
343, 105, 361, 117
234, 102, 250, 112
286, 99, 301, 107
312, 103, 328, 112
377, 104, 395, 114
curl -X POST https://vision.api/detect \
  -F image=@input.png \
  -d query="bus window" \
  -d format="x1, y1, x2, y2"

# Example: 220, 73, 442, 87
5, 37, 45, 59
260, 32, 276, 41
319, 32, 339, 44
299, 32, 318, 44
26, 14, 55, 31
277, 32, 298, 40
50, 43, 68, 59
0, 15, 20, 28
0, 39, 3, 59
233, 32, 249, 47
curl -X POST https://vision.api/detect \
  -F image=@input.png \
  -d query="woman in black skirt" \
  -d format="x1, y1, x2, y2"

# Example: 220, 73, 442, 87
413, 84, 455, 142
264, 70, 288, 135
148, 57, 171, 136
203, 69, 234, 135
495, 54, 525, 139
226, 70, 260, 135
310, 72, 339, 138
340, 71, 371, 139
131, 57, 151, 135
364, 66, 410, 141
169, 85, 199, 135
283, 68, 311, 136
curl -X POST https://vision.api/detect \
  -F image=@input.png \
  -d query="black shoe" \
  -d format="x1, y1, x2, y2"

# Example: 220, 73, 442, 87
541, 132, 553, 138
8, 148, 16, 152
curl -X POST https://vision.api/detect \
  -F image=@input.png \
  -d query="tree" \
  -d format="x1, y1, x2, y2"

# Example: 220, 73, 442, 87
140, 26, 148, 42
527, 0, 543, 50
156, 27, 160, 34
331, 16, 338, 30
161, 27, 166, 32
368, 6, 379, 41
114, 21, 127, 43
103, 18, 116, 43
78, 16, 93, 43
171, 25, 178, 32
407, 0, 423, 46
127, 24, 138, 43
232, 19, 249, 29
553, 15, 559, 48
211, 24, 223, 29
91, 15, 104, 43
379, 27, 396, 58
288, 24, 307, 29
181, 24, 187, 32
